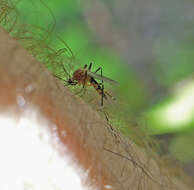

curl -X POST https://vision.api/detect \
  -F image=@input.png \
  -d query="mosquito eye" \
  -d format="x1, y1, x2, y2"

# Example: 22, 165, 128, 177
68, 79, 73, 84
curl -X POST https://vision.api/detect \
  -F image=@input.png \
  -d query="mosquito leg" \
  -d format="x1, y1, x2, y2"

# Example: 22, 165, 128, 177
95, 67, 105, 106
82, 70, 88, 89
95, 67, 102, 74
81, 63, 89, 89
101, 84, 105, 106
75, 88, 84, 96
94, 66, 103, 85
105, 91, 116, 100
80, 88, 86, 97
88, 62, 93, 71
97, 71, 116, 101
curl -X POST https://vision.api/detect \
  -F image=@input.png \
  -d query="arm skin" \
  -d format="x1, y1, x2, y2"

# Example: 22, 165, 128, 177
0, 27, 192, 190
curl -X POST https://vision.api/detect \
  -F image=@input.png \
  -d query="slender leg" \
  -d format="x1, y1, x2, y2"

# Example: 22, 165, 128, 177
94, 67, 105, 106
88, 62, 93, 71
75, 87, 86, 97
101, 84, 105, 106
79, 88, 86, 97
94, 67, 115, 101
82, 64, 89, 88
94, 67, 103, 84
94, 67, 102, 74
83, 71, 87, 88
95, 67, 104, 90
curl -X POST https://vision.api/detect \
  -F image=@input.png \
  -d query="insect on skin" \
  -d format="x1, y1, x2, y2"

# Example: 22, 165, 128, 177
56, 62, 118, 106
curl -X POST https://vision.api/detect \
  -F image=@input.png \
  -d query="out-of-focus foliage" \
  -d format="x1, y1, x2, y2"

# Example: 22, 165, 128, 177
6, 0, 194, 165
10, 0, 147, 116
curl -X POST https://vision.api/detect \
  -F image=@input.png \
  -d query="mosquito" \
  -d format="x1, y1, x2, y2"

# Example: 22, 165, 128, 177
55, 62, 118, 106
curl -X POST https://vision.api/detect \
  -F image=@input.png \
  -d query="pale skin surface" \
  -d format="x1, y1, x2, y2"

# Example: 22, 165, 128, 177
0, 27, 192, 190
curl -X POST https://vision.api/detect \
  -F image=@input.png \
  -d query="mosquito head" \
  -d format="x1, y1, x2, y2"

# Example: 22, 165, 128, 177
67, 78, 73, 84
66, 78, 77, 85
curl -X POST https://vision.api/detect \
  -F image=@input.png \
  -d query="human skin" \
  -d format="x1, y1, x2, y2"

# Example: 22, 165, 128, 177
0, 26, 192, 190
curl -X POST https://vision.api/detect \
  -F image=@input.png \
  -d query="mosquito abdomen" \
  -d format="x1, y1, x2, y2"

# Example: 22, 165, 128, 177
90, 78, 107, 99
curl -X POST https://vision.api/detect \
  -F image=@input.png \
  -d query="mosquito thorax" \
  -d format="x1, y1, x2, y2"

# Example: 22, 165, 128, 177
73, 69, 85, 81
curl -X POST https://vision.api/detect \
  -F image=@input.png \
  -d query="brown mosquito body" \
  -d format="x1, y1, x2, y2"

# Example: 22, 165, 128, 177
69, 67, 108, 100
56, 62, 118, 106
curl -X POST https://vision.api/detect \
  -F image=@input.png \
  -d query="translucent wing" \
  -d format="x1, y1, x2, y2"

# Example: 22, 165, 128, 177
87, 71, 119, 85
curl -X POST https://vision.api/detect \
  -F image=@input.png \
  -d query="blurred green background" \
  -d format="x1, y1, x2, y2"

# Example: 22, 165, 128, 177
5, 0, 194, 176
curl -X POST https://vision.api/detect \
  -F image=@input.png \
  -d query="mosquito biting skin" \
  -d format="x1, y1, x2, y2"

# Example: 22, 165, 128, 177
55, 62, 118, 106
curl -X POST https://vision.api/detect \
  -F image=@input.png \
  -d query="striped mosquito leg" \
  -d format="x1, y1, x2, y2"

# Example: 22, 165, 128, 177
94, 67, 104, 106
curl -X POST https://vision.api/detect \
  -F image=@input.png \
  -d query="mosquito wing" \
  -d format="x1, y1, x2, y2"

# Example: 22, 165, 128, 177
87, 71, 119, 85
